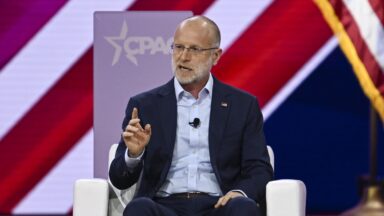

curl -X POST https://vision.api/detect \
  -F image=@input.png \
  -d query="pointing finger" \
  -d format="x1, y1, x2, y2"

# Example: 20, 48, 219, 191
128, 118, 140, 126
131, 107, 138, 119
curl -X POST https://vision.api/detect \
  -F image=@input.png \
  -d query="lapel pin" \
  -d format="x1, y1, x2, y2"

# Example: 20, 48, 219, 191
221, 102, 228, 107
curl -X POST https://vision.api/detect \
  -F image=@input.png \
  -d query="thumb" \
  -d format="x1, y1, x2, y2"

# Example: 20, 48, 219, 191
145, 124, 151, 136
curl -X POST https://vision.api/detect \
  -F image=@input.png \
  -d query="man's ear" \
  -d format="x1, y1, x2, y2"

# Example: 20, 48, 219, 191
212, 48, 223, 65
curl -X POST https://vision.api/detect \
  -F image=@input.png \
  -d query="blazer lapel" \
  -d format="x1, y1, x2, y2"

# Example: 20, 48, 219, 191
158, 79, 177, 161
209, 78, 231, 178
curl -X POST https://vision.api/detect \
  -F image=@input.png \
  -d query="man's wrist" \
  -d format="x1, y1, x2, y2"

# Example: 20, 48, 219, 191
230, 189, 247, 197
124, 149, 144, 169
128, 150, 143, 158
126, 148, 145, 160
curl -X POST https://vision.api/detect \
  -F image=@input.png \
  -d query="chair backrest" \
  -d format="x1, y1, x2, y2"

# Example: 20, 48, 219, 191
267, 146, 274, 170
109, 144, 119, 168
108, 144, 275, 170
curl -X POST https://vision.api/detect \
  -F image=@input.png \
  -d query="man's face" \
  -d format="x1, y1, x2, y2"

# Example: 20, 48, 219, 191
171, 23, 221, 85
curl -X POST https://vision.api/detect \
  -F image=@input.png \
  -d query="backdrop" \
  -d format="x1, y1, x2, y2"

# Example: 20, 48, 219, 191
93, 11, 192, 179
0, 0, 383, 214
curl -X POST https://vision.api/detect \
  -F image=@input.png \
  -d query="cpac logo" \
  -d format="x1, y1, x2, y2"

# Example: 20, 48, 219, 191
105, 21, 172, 66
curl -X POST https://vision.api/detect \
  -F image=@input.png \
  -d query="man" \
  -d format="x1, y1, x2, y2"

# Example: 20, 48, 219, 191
109, 15, 273, 216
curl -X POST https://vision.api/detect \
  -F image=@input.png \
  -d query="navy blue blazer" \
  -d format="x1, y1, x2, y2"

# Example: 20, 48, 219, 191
109, 77, 273, 205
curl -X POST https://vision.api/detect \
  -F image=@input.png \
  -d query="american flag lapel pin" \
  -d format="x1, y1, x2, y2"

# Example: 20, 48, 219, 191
221, 102, 228, 107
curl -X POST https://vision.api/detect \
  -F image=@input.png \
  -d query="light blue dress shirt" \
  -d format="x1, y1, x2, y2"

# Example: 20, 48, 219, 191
156, 74, 222, 196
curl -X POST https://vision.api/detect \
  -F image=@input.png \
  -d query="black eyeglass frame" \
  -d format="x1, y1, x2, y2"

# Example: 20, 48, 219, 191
171, 44, 218, 54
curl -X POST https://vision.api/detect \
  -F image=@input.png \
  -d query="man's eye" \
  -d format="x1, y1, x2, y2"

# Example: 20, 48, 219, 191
175, 45, 184, 49
190, 47, 199, 52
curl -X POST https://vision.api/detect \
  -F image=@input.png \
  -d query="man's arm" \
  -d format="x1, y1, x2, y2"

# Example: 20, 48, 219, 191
214, 96, 273, 208
233, 97, 273, 202
109, 99, 151, 190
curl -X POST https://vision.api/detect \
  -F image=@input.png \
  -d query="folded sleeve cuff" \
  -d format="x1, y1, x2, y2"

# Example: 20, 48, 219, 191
124, 149, 144, 169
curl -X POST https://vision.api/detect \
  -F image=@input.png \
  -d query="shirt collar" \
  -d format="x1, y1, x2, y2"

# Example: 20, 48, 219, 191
174, 73, 213, 101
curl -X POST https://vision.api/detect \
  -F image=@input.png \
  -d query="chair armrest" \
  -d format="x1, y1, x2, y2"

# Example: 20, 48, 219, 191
266, 179, 306, 216
73, 179, 109, 216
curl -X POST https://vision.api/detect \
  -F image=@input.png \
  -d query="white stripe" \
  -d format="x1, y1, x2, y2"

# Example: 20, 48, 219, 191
343, 0, 384, 71
0, 0, 134, 141
204, 0, 273, 51
12, 130, 93, 214
262, 37, 339, 120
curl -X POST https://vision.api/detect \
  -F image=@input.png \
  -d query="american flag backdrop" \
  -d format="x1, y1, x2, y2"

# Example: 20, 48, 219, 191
316, 0, 384, 121
0, 0, 383, 215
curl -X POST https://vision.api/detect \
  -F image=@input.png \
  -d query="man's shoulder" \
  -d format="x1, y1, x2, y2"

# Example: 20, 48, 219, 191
215, 78, 257, 101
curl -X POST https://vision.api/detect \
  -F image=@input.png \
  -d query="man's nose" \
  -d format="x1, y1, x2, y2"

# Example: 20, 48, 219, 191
179, 48, 192, 60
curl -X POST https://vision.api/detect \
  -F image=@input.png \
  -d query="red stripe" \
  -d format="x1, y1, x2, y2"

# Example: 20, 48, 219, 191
0, 0, 69, 71
0, 0, 216, 213
128, 0, 214, 14
331, 0, 384, 91
368, 0, 384, 27
213, 0, 332, 107
0, 49, 93, 212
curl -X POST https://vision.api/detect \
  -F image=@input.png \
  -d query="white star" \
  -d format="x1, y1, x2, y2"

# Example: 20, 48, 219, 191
105, 20, 128, 66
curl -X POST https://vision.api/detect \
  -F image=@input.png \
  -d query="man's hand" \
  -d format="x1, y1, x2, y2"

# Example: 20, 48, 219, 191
122, 107, 151, 157
214, 191, 244, 208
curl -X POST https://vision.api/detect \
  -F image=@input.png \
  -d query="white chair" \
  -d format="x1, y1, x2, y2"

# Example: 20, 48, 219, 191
73, 144, 306, 216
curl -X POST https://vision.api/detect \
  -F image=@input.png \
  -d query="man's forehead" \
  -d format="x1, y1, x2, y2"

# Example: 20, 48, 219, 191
175, 23, 212, 39
173, 30, 212, 47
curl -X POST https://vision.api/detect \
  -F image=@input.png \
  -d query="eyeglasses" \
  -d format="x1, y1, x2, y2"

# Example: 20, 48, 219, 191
171, 44, 218, 55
